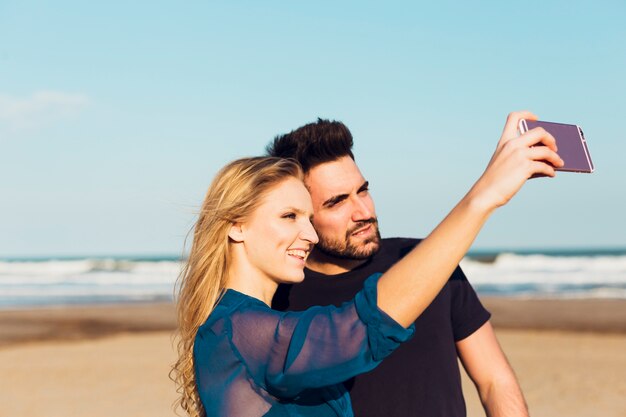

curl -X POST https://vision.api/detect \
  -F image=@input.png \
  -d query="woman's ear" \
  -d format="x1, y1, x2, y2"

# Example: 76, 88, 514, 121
228, 223, 244, 243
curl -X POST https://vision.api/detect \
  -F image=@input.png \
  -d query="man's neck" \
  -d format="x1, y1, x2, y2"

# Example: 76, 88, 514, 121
305, 249, 369, 275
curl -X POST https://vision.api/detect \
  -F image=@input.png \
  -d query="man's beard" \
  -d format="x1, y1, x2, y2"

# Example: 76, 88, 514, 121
314, 218, 381, 260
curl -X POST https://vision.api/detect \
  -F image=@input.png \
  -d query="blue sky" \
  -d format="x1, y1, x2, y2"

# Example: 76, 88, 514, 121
1, 1, 625, 257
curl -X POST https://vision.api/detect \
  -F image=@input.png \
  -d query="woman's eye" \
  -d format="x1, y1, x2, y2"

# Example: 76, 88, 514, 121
282, 213, 296, 219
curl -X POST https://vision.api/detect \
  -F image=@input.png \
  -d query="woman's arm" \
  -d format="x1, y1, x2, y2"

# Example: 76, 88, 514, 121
377, 111, 564, 327
228, 276, 412, 398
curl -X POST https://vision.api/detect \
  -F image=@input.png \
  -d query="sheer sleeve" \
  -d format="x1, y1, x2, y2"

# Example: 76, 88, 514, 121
229, 273, 414, 399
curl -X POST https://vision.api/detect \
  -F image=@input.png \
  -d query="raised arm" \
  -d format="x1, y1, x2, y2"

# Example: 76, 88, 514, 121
378, 111, 564, 326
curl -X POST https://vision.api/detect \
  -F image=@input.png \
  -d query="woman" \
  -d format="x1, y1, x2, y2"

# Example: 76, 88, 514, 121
171, 112, 563, 417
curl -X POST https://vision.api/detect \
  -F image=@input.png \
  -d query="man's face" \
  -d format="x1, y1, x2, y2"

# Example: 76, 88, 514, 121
305, 156, 381, 260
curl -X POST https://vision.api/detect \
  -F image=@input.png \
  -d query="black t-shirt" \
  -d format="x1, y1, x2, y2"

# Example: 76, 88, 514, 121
273, 238, 491, 417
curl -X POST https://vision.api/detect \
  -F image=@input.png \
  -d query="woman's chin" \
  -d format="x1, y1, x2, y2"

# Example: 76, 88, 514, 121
278, 271, 306, 285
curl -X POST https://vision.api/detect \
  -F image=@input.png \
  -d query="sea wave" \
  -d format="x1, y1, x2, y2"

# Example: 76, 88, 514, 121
0, 258, 181, 308
461, 253, 626, 284
0, 259, 181, 276
461, 253, 626, 298
1, 253, 626, 308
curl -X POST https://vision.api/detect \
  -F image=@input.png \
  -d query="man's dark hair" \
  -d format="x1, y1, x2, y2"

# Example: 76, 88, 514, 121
266, 118, 354, 173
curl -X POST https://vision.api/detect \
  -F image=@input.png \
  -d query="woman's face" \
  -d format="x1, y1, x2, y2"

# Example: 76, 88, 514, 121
236, 177, 319, 285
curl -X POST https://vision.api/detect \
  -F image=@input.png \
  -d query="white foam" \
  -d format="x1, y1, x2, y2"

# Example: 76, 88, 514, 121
2, 254, 626, 307
461, 254, 626, 285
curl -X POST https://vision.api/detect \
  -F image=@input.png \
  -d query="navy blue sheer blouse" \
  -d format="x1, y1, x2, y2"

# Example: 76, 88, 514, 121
194, 273, 415, 416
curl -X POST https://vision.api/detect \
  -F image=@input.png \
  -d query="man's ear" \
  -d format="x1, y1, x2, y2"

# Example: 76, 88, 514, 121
228, 223, 244, 243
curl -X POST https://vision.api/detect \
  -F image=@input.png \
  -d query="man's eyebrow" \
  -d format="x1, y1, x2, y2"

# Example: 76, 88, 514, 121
322, 181, 369, 208
322, 193, 349, 208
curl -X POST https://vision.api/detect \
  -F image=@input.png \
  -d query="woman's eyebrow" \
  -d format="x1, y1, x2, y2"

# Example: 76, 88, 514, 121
282, 206, 309, 215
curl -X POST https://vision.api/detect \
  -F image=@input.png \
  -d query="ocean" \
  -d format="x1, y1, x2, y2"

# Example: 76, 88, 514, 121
1, 248, 625, 309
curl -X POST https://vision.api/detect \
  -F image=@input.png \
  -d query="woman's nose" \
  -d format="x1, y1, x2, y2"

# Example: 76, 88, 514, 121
301, 221, 319, 244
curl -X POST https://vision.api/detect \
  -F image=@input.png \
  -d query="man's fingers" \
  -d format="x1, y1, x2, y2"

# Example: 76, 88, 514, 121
500, 111, 538, 143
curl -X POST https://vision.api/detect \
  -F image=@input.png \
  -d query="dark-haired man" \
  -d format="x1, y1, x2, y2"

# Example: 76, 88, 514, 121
268, 119, 529, 417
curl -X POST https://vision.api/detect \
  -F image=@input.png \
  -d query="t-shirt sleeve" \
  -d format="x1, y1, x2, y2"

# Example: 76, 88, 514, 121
229, 273, 415, 399
449, 265, 491, 341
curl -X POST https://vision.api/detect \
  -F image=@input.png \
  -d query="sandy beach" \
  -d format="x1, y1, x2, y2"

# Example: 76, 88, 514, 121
1, 299, 625, 417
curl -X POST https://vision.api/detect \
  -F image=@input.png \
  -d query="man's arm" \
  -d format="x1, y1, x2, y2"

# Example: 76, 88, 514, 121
457, 321, 529, 417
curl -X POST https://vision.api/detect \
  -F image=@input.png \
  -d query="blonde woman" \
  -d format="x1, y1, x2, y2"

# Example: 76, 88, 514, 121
172, 112, 563, 417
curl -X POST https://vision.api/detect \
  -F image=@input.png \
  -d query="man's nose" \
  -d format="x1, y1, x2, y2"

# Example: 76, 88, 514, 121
351, 195, 373, 221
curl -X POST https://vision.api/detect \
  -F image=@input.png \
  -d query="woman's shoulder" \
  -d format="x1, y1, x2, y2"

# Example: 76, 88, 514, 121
198, 289, 282, 337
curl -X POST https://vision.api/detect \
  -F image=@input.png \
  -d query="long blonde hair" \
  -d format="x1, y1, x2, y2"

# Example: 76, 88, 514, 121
171, 156, 303, 417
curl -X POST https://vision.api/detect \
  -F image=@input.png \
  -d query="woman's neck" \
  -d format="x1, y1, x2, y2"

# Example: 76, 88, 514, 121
226, 264, 278, 306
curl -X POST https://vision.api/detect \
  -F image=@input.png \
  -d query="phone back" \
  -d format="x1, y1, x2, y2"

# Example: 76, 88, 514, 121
523, 120, 594, 173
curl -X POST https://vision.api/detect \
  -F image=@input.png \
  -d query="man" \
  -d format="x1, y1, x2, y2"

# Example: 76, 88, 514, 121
267, 118, 529, 417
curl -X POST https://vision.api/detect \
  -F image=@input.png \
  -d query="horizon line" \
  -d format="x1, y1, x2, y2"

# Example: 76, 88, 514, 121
3, 245, 626, 261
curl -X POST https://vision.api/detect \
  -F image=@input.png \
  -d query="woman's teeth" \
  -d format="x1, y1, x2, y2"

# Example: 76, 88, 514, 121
287, 249, 307, 259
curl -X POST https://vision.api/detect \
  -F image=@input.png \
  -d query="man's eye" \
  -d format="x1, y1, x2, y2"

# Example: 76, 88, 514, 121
326, 197, 346, 208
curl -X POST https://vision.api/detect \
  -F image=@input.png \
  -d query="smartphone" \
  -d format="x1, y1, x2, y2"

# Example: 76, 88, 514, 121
518, 119, 594, 173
